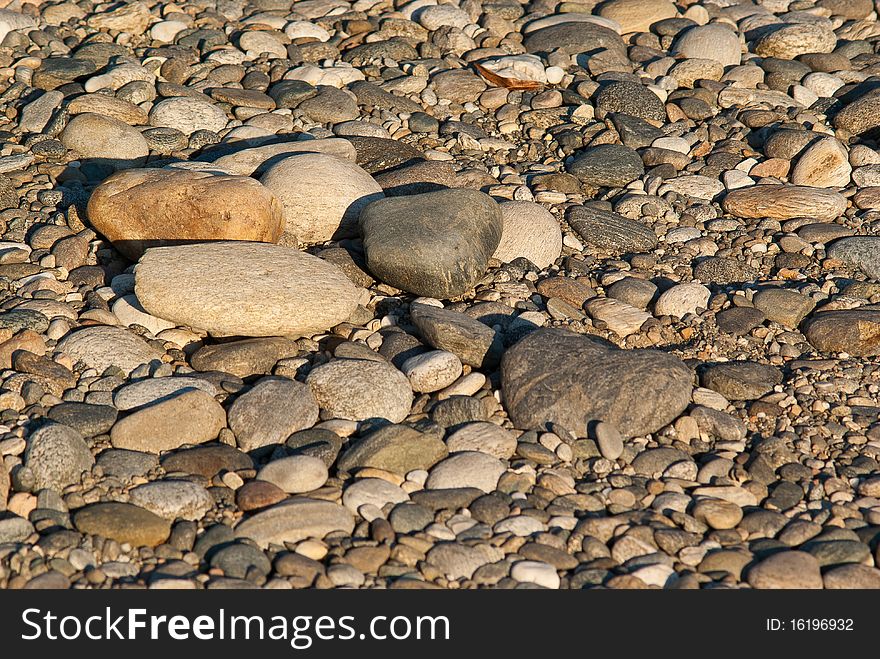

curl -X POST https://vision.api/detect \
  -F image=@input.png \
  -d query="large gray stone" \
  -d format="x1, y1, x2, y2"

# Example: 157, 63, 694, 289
501, 328, 693, 438
360, 189, 502, 298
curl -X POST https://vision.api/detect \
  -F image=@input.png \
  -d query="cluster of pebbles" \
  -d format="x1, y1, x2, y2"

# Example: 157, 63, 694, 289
2, 0, 880, 591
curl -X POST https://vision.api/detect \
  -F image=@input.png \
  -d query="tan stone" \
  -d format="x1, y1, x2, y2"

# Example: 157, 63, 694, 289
597, 0, 677, 34
87, 168, 283, 260
722, 184, 847, 221
790, 137, 851, 188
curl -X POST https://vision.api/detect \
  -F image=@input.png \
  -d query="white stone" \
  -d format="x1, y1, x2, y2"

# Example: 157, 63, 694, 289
257, 456, 328, 493
425, 451, 506, 492
492, 201, 562, 269
651, 136, 690, 154
211, 138, 357, 176
342, 478, 409, 512
417, 4, 470, 30
307, 358, 414, 423
673, 24, 742, 67
234, 499, 355, 548
113, 295, 176, 336
284, 20, 331, 41
446, 422, 517, 459
260, 153, 384, 244
401, 350, 462, 393
149, 97, 228, 135
284, 64, 364, 88
511, 560, 560, 588
128, 480, 214, 521
150, 20, 187, 42
653, 282, 710, 318
477, 54, 547, 83
57, 326, 164, 375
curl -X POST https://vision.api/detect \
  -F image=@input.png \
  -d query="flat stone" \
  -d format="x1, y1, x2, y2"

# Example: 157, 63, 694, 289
446, 422, 517, 459
227, 377, 319, 451
827, 236, 880, 280
128, 480, 214, 520
501, 328, 693, 438
747, 550, 823, 589
569, 144, 644, 187
110, 389, 226, 453
135, 242, 360, 338
594, 81, 667, 126
47, 402, 117, 437
492, 201, 562, 269
804, 309, 880, 356
160, 445, 253, 478
753, 288, 816, 327
73, 502, 171, 547
567, 206, 658, 255
257, 455, 328, 493
410, 303, 502, 369
337, 424, 448, 474
722, 184, 846, 221
149, 97, 228, 134
96, 449, 158, 481
425, 451, 506, 492
754, 24, 837, 60
190, 338, 300, 378
426, 542, 504, 579
701, 361, 782, 400
60, 113, 149, 169
234, 498, 355, 548
57, 326, 164, 375
113, 376, 221, 411
597, 0, 677, 34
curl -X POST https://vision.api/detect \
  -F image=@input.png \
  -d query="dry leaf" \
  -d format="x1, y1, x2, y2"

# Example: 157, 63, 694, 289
473, 62, 544, 91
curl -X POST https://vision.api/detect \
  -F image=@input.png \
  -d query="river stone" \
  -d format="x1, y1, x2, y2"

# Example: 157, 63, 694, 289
567, 206, 658, 255
234, 498, 355, 548
257, 455, 328, 493
149, 97, 228, 134
754, 24, 837, 60
87, 168, 283, 260
110, 389, 226, 453
523, 21, 625, 57
752, 288, 816, 327
653, 282, 710, 318
595, 81, 667, 126
60, 113, 149, 169
128, 480, 214, 520
306, 358, 413, 423
401, 350, 462, 393
834, 92, 880, 137
360, 189, 503, 299
827, 237, 880, 280
492, 201, 562, 269
597, 0, 677, 34
803, 309, 880, 356
135, 242, 360, 338
227, 377, 319, 451
25, 423, 94, 491
426, 542, 504, 579
73, 502, 171, 547
569, 144, 644, 187
425, 451, 506, 492
446, 422, 517, 459
342, 478, 409, 512
790, 137, 851, 188
259, 153, 384, 244
409, 303, 502, 369
57, 326, 164, 375
160, 445, 253, 478
747, 550, 823, 589
210, 138, 357, 176
0, 517, 30, 543
47, 402, 117, 437
701, 361, 783, 400
673, 24, 741, 67
501, 327, 693, 438
337, 424, 448, 474
722, 185, 846, 221
113, 376, 221, 411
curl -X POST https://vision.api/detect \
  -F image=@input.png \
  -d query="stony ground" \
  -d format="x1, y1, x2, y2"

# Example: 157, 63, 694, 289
1, 0, 880, 591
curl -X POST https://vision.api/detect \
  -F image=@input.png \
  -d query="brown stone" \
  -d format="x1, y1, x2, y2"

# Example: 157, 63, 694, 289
86, 168, 283, 260
236, 480, 288, 511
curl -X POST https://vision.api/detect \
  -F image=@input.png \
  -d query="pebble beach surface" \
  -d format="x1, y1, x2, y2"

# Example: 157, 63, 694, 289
1, 0, 880, 591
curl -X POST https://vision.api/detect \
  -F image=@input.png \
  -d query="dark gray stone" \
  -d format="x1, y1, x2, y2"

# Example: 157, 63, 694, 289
501, 328, 693, 438
360, 190, 502, 298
